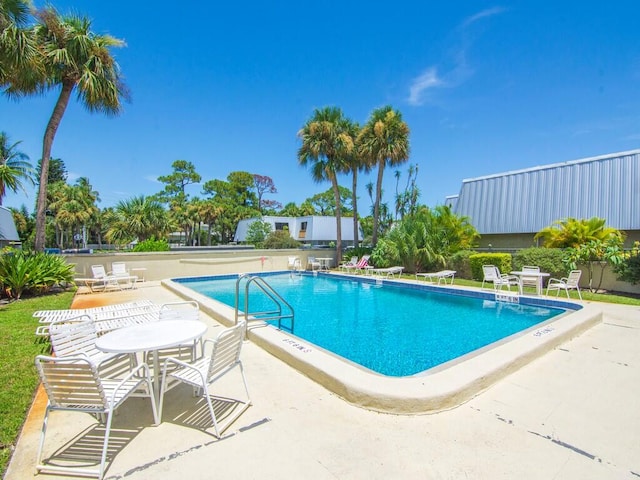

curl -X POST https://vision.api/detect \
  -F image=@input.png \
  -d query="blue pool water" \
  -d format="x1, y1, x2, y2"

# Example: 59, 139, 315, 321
177, 273, 566, 377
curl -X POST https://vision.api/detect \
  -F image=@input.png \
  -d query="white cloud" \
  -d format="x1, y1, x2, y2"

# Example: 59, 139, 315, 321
145, 174, 161, 183
460, 6, 506, 29
408, 68, 443, 106
407, 6, 506, 107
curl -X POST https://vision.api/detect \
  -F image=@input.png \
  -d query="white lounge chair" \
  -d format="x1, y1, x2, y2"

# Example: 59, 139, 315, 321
109, 262, 138, 288
159, 320, 251, 438
481, 265, 519, 291
416, 270, 456, 285
371, 266, 404, 278
546, 270, 583, 300
339, 256, 358, 272
35, 355, 158, 480
346, 255, 371, 274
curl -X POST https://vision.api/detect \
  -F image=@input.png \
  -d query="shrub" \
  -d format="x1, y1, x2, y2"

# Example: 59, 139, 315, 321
513, 247, 566, 284
263, 230, 301, 249
447, 250, 474, 279
0, 250, 75, 299
468, 253, 513, 281
614, 242, 640, 284
133, 238, 170, 252
370, 238, 398, 269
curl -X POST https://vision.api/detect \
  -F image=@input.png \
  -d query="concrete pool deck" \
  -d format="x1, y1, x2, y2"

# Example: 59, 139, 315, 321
6, 281, 640, 479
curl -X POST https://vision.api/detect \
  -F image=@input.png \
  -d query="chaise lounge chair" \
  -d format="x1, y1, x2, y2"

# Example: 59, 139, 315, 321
371, 266, 404, 278
345, 255, 371, 274
415, 270, 456, 285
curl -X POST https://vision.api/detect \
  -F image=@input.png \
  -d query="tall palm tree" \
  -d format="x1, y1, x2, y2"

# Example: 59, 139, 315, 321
298, 107, 355, 262
14, 7, 129, 251
357, 106, 410, 246
341, 121, 364, 248
0, 131, 33, 205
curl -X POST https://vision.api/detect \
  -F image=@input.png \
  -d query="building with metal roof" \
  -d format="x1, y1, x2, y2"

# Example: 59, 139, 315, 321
449, 149, 640, 248
0, 206, 20, 248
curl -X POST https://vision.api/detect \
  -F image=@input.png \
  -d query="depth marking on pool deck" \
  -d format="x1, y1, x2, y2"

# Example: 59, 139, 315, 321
532, 326, 555, 337
282, 338, 312, 353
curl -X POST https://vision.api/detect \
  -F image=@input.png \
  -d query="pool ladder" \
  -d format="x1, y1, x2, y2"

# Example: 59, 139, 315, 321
234, 274, 295, 334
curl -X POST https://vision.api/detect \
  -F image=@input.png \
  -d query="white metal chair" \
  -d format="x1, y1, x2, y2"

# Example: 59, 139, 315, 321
109, 262, 138, 288
35, 355, 158, 480
48, 315, 125, 367
307, 256, 321, 271
519, 265, 541, 291
88, 264, 121, 292
481, 265, 519, 291
339, 256, 358, 272
159, 320, 251, 438
287, 256, 302, 272
546, 270, 583, 300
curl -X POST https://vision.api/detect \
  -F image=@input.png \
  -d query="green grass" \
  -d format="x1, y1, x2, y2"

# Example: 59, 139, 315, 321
0, 292, 74, 477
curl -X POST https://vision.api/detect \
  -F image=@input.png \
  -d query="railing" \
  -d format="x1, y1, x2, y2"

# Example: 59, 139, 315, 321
235, 274, 294, 334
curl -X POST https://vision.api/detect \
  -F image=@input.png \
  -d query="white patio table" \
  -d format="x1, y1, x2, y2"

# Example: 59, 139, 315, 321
510, 271, 550, 296
316, 257, 333, 271
95, 319, 208, 413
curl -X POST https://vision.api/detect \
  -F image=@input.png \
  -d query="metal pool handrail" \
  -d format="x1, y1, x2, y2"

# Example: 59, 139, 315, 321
235, 273, 295, 334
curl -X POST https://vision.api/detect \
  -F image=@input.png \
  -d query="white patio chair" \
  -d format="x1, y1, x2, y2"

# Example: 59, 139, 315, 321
287, 256, 302, 272
546, 270, 583, 300
159, 320, 251, 438
339, 256, 358, 272
108, 262, 138, 289
89, 264, 121, 292
481, 265, 519, 291
35, 355, 158, 480
307, 256, 321, 271
520, 265, 541, 291
48, 315, 127, 369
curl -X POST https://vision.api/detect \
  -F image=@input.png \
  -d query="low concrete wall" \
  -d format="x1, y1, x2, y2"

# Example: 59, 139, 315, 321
65, 249, 336, 282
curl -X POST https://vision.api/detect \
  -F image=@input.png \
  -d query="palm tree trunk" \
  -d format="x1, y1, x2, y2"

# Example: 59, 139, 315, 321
331, 177, 343, 263
35, 81, 73, 251
351, 169, 359, 248
372, 158, 385, 246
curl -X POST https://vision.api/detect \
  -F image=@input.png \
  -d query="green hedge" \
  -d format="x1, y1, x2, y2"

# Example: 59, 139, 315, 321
468, 253, 513, 281
513, 247, 567, 283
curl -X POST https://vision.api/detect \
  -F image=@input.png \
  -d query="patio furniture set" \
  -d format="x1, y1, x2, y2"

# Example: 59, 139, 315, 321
34, 301, 251, 479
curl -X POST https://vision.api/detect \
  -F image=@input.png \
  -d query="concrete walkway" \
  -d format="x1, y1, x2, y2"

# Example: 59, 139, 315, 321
6, 282, 640, 479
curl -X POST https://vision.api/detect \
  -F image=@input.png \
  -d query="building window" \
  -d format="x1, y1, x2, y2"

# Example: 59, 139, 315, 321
275, 222, 289, 231
299, 221, 307, 238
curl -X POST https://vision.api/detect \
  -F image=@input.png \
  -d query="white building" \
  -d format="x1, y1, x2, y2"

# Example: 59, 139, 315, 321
234, 215, 361, 246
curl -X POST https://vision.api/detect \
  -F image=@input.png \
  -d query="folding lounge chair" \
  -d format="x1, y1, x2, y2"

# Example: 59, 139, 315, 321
346, 255, 371, 274
371, 266, 404, 278
415, 270, 456, 285
339, 256, 358, 272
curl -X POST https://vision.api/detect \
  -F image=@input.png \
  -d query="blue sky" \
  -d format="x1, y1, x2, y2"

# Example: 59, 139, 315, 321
2, 1, 639, 213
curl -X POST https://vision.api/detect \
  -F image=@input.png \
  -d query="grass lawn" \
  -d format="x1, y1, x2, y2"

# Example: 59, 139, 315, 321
0, 292, 74, 477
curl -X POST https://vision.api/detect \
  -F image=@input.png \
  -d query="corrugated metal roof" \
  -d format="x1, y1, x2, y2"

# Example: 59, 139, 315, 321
0, 206, 19, 242
452, 150, 640, 234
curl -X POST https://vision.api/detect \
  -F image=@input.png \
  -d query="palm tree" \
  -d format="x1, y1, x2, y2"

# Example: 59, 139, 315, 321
298, 107, 355, 262
0, 0, 39, 87
534, 217, 623, 248
105, 196, 173, 246
0, 131, 34, 205
357, 106, 410, 246
341, 121, 364, 248
14, 7, 128, 251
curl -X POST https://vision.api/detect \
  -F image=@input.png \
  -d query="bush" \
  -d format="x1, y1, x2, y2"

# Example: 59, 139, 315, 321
468, 253, 513, 281
513, 247, 567, 284
133, 238, 170, 252
614, 242, 640, 285
0, 250, 75, 299
447, 250, 474, 279
370, 238, 398, 268
263, 230, 301, 249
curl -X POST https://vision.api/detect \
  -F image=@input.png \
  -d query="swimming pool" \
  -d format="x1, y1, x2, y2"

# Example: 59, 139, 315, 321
176, 272, 566, 376
165, 272, 598, 413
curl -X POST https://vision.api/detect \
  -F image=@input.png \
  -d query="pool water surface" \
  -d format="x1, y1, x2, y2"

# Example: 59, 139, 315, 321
176, 273, 566, 376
